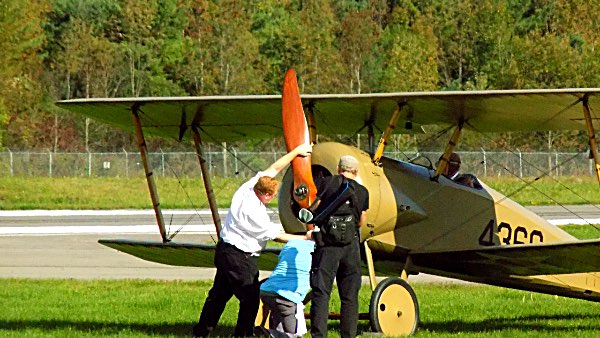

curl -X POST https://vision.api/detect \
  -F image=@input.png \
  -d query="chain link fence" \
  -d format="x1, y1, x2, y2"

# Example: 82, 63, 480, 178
0, 149, 595, 178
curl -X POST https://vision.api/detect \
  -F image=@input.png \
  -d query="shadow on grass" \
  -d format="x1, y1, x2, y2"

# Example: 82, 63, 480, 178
420, 313, 600, 333
2, 313, 598, 336
0, 319, 370, 337
0, 320, 235, 337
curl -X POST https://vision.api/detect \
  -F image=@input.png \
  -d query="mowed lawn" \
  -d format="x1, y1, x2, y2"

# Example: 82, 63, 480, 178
1, 226, 599, 338
1, 279, 599, 338
0, 176, 599, 209
0, 177, 599, 337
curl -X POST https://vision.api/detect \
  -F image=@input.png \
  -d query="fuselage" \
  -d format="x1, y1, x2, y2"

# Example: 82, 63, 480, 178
278, 142, 600, 302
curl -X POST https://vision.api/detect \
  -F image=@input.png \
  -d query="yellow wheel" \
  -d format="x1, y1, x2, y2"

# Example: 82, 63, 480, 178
369, 277, 419, 336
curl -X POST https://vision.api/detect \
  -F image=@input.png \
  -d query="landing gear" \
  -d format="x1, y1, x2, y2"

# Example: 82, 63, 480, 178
369, 277, 419, 336
255, 298, 270, 328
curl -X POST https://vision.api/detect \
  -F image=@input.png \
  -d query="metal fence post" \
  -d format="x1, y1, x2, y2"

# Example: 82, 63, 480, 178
517, 149, 522, 178
48, 150, 53, 177
160, 148, 165, 177
8, 148, 13, 176
208, 144, 212, 176
555, 151, 559, 176
222, 142, 228, 177
481, 148, 487, 177
123, 148, 128, 177
232, 147, 239, 176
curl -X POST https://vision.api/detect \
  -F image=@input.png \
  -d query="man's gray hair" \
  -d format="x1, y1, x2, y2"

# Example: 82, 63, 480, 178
338, 155, 359, 171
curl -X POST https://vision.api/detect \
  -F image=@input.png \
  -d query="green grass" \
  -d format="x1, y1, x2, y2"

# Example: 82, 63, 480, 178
484, 176, 600, 206
0, 189, 597, 337
412, 284, 600, 338
0, 279, 598, 337
561, 224, 600, 239
0, 176, 244, 210
0, 176, 598, 210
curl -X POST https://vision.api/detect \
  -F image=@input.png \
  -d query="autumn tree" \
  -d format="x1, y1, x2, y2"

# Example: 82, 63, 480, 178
336, 2, 381, 93
289, 0, 343, 94
250, 0, 305, 93
377, 3, 438, 92
0, 0, 49, 149
177, 0, 264, 96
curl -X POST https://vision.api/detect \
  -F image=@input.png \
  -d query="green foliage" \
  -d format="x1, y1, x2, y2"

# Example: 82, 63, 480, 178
1, 0, 600, 151
378, 5, 438, 91
293, 0, 344, 94
251, 0, 305, 93
0, 98, 8, 149
337, 6, 381, 93
0, 0, 49, 149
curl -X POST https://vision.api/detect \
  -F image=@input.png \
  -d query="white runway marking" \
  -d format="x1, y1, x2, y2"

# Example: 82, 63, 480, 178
546, 218, 600, 225
0, 224, 217, 236
0, 210, 229, 217
0, 210, 597, 235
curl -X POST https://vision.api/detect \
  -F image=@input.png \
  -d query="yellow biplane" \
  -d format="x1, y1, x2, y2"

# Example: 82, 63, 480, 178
57, 72, 600, 336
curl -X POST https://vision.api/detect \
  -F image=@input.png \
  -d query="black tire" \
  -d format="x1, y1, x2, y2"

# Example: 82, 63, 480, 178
369, 277, 419, 336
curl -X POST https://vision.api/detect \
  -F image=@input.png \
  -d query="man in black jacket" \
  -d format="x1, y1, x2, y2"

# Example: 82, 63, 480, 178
309, 155, 369, 338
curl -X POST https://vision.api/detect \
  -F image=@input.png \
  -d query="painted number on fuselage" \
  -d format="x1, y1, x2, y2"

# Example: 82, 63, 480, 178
479, 220, 544, 246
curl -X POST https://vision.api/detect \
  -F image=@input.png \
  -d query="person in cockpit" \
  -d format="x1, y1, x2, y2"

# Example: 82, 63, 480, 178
437, 152, 482, 189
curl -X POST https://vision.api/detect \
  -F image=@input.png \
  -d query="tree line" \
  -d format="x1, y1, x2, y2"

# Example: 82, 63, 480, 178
1, 0, 599, 153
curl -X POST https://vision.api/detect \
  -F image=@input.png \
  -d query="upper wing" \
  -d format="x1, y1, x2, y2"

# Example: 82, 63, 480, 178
56, 89, 600, 143
406, 238, 600, 277
98, 239, 281, 270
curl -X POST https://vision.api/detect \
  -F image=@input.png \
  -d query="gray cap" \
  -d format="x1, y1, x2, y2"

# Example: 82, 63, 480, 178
338, 155, 359, 170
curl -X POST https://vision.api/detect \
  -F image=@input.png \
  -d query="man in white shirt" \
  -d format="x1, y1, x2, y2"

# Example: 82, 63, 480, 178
192, 143, 313, 337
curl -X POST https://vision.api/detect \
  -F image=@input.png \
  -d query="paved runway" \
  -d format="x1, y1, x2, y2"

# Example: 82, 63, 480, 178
1, 206, 599, 282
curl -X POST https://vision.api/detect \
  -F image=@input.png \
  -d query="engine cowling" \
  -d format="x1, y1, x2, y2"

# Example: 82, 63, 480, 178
278, 142, 396, 238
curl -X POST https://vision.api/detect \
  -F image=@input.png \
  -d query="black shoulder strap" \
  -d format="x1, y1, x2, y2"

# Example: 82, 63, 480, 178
312, 176, 353, 224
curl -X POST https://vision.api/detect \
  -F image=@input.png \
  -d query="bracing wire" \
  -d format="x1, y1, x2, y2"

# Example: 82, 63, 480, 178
414, 128, 600, 250
136, 99, 600, 245
471, 125, 600, 231
140, 103, 289, 241
164, 154, 212, 242
200, 128, 285, 218
130, 109, 225, 243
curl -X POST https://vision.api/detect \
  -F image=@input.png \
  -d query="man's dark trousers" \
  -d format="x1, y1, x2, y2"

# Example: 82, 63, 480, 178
309, 240, 361, 338
193, 241, 260, 337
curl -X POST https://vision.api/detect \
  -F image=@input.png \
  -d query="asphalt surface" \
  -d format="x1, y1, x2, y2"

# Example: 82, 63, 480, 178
1, 205, 599, 282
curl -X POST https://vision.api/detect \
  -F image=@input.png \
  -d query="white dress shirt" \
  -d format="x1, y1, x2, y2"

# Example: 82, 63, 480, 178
220, 172, 283, 255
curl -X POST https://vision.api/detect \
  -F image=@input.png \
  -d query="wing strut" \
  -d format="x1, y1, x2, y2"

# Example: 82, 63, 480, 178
582, 96, 600, 188
363, 240, 378, 291
131, 104, 168, 243
306, 102, 317, 144
191, 125, 222, 237
432, 120, 464, 181
368, 124, 375, 156
372, 102, 404, 164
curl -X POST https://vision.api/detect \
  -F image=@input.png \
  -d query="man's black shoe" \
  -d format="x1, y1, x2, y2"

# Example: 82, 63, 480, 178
253, 326, 271, 337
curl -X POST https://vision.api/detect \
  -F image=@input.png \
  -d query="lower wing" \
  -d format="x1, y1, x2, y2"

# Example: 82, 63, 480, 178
99, 239, 281, 270
407, 239, 600, 277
